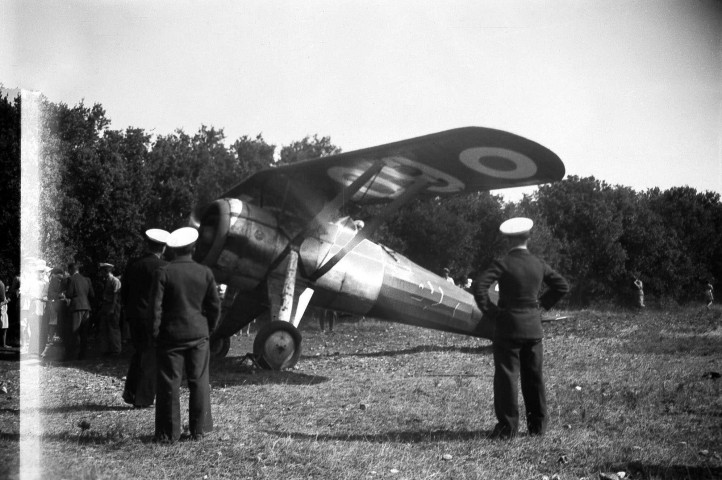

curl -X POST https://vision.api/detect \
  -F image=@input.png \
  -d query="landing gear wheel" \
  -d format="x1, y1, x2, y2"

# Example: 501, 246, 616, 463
253, 321, 302, 370
210, 336, 231, 358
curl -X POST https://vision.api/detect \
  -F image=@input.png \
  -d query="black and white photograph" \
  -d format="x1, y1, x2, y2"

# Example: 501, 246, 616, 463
1, 1, 721, 479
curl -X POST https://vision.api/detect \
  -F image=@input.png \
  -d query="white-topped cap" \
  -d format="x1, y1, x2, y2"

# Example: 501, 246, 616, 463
499, 217, 533, 236
99, 263, 114, 269
145, 228, 170, 244
167, 227, 199, 248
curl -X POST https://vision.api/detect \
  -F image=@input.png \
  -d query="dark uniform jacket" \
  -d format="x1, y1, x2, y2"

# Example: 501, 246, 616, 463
65, 272, 95, 312
122, 252, 167, 320
474, 248, 569, 340
151, 258, 221, 343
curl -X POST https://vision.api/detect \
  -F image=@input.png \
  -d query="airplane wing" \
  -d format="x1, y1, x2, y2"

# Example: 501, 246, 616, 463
221, 126, 564, 213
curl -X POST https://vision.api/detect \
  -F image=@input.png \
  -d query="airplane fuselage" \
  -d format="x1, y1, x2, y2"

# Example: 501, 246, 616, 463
195, 197, 493, 340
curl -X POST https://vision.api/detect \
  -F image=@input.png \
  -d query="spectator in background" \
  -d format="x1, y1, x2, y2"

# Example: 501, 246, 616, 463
462, 274, 474, 292
1, 279, 8, 348
99, 263, 122, 356
64, 263, 95, 361
633, 277, 645, 308
22, 260, 49, 355
40, 267, 65, 357
705, 281, 714, 310
442, 267, 455, 285
319, 309, 336, 333
9, 274, 20, 347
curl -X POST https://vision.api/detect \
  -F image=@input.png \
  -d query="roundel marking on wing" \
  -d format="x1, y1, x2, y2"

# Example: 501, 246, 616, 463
327, 156, 465, 199
459, 147, 537, 179
385, 156, 465, 194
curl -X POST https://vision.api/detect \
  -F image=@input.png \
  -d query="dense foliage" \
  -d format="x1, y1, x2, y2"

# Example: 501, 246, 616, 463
1, 93, 720, 306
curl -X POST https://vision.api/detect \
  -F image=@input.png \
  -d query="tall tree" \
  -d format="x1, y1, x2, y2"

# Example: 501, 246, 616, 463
534, 176, 628, 306
0, 93, 20, 280
144, 130, 197, 231
231, 133, 275, 178
278, 134, 340, 165
647, 187, 722, 302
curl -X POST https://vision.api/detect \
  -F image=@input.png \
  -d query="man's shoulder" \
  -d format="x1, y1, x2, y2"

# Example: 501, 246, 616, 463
169, 260, 214, 278
132, 253, 166, 268
168, 259, 206, 271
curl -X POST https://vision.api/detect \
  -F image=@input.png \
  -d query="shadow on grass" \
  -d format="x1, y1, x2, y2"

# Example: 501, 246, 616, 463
337, 344, 493, 359
39, 403, 132, 414
0, 407, 19, 414
211, 358, 330, 386
601, 461, 722, 480
621, 332, 722, 356
0, 350, 20, 361
265, 428, 492, 443
1, 431, 176, 446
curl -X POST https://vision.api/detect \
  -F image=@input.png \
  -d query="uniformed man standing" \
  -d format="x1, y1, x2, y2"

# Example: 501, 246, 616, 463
64, 263, 95, 361
122, 229, 169, 408
474, 217, 569, 439
151, 227, 220, 443
99, 263, 122, 356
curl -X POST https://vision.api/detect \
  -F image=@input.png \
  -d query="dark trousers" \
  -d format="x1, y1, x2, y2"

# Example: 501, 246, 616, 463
123, 317, 157, 407
100, 309, 122, 354
155, 338, 213, 442
38, 307, 51, 353
319, 310, 336, 331
66, 310, 91, 360
493, 338, 547, 436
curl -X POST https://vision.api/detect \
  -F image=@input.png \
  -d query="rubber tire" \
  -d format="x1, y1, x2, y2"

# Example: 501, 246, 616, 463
209, 336, 231, 358
253, 321, 302, 370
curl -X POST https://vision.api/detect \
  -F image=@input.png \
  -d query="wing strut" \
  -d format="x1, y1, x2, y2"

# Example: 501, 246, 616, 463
308, 176, 432, 281
308, 160, 385, 230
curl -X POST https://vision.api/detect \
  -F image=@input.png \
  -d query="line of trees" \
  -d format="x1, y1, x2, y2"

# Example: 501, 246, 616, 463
1, 93, 720, 307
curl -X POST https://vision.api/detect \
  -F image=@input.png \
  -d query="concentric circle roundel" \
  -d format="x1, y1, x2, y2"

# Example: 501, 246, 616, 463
459, 147, 537, 179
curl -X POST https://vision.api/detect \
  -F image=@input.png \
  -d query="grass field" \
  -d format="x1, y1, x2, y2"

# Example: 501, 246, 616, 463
1, 307, 720, 479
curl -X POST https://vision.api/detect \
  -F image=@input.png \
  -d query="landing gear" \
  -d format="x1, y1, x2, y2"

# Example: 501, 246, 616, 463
209, 336, 231, 358
253, 321, 302, 370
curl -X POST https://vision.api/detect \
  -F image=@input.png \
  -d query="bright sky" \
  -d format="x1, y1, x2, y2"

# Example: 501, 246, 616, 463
3, 0, 721, 201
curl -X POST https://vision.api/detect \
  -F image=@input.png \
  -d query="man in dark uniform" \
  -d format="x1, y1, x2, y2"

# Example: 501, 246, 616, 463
122, 229, 169, 408
151, 227, 220, 443
474, 217, 569, 439
64, 263, 95, 361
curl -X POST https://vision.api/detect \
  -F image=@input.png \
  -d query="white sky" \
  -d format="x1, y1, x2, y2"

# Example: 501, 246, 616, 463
2, 0, 721, 201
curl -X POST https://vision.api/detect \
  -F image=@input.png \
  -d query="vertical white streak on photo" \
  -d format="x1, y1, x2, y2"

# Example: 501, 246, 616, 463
20, 89, 43, 480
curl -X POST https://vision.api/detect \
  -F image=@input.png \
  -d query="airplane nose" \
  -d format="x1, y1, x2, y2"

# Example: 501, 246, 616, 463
193, 199, 236, 266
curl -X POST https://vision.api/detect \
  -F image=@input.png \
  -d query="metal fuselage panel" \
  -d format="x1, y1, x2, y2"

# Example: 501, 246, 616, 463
366, 252, 491, 339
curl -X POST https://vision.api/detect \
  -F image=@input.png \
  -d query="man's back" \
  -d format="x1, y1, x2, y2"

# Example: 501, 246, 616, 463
66, 273, 94, 311
152, 258, 220, 343
475, 249, 568, 340
122, 253, 167, 319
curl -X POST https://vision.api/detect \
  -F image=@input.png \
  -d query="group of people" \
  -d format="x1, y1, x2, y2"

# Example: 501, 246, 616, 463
0, 258, 124, 359
0, 227, 220, 444
442, 267, 474, 291
121, 227, 220, 443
